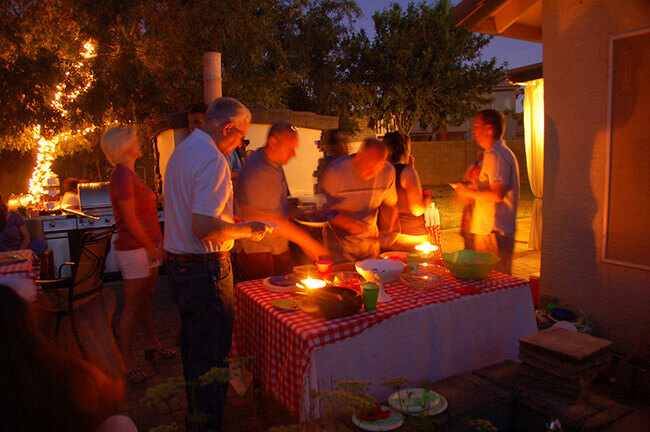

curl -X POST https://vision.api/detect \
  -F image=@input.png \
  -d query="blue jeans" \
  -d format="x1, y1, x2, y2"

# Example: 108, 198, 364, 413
167, 257, 234, 432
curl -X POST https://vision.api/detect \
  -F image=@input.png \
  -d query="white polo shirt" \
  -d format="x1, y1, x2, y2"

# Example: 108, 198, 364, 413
470, 140, 520, 237
164, 129, 234, 254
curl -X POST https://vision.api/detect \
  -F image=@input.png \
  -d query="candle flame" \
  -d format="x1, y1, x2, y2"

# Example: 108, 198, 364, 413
301, 277, 326, 290
415, 242, 439, 254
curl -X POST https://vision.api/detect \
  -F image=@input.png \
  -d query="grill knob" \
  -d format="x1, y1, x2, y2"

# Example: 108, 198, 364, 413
88, 220, 95, 225
49, 222, 57, 228
105, 218, 111, 223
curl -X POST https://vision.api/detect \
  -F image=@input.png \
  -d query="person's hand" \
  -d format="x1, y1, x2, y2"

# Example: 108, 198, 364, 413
146, 245, 160, 263
158, 242, 166, 263
408, 155, 415, 167
307, 243, 331, 261
247, 222, 271, 242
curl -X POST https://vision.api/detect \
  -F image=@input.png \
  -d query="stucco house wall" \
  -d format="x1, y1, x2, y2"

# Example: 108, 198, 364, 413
542, 0, 650, 352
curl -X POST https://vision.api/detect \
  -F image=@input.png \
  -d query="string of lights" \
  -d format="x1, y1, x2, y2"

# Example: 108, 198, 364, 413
27, 41, 97, 200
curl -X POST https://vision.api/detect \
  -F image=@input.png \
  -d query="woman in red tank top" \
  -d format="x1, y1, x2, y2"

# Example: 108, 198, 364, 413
101, 127, 175, 384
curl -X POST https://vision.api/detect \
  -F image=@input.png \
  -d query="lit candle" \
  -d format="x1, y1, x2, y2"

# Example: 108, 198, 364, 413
415, 242, 439, 257
301, 277, 326, 290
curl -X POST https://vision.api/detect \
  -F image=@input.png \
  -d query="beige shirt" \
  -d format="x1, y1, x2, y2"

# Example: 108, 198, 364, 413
321, 155, 397, 261
164, 129, 234, 254
470, 140, 520, 237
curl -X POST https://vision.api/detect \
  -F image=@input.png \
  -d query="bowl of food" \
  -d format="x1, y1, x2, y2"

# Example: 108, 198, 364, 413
401, 263, 448, 292
301, 286, 363, 319
355, 259, 405, 284
325, 271, 365, 291
441, 250, 500, 280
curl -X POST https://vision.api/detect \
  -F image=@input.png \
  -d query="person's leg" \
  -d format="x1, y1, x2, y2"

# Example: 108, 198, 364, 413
118, 277, 150, 373
139, 266, 163, 351
495, 235, 515, 274
168, 258, 232, 432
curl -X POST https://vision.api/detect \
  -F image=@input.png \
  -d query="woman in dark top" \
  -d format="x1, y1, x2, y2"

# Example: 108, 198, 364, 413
382, 132, 429, 250
0, 194, 47, 255
101, 127, 174, 384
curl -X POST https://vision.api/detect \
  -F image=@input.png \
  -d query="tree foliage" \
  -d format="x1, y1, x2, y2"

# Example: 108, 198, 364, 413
0, 0, 505, 155
364, 0, 506, 134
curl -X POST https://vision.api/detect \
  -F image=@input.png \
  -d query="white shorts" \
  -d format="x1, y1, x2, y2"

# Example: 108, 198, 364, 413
115, 248, 160, 280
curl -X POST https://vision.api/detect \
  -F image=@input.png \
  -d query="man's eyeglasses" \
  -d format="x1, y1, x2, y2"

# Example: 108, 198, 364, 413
231, 125, 249, 147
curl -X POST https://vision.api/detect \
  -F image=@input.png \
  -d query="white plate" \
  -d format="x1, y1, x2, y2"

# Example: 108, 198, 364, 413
351, 406, 404, 431
388, 388, 442, 414
412, 394, 448, 417
263, 276, 297, 293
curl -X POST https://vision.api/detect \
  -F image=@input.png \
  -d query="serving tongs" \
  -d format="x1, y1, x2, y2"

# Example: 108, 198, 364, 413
61, 207, 100, 220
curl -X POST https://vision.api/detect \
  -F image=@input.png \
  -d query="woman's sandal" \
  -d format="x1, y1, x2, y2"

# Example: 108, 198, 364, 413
144, 347, 177, 363
127, 369, 150, 384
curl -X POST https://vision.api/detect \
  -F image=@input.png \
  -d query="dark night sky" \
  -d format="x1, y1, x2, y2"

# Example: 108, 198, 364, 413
354, 0, 542, 69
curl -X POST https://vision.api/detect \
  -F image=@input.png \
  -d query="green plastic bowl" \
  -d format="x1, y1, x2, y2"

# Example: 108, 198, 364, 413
442, 250, 500, 280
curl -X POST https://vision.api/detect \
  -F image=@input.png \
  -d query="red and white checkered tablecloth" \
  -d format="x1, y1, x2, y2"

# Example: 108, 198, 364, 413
0, 249, 40, 281
232, 270, 529, 418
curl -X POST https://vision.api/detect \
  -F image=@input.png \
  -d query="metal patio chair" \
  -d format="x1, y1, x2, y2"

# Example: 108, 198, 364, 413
36, 229, 113, 357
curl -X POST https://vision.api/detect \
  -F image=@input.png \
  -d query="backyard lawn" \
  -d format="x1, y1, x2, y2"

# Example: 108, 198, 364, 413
426, 184, 535, 230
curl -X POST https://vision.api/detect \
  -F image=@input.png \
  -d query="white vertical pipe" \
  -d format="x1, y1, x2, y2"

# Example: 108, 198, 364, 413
203, 52, 222, 103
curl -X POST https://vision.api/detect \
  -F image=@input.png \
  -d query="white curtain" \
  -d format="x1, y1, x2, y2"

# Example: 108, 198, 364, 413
523, 79, 544, 250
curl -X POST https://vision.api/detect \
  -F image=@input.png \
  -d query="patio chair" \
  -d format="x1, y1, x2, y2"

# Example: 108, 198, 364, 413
36, 229, 113, 357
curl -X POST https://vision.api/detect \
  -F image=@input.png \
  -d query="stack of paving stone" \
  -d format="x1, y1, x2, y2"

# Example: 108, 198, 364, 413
517, 327, 613, 400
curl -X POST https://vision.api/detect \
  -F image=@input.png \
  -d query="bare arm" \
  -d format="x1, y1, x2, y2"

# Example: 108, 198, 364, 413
116, 198, 158, 260
237, 206, 329, 260
18, 225, 30, 250
401, 166, 426, 216
454, 182, 508, 203
192, 213, 268, 243
329, 213, 366, 235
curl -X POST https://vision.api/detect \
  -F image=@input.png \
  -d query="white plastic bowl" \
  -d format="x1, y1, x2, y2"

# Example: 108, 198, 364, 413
356, 259, 405, 284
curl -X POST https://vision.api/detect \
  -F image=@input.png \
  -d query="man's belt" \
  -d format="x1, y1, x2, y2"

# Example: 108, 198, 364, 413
167, 251, 230, 262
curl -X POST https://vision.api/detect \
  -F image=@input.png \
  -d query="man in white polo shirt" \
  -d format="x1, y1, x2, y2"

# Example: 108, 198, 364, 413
455, 109, 520, 274
164, 97, 269, 431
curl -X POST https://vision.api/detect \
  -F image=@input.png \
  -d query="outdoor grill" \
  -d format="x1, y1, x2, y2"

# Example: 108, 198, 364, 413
34, 182, 164, 277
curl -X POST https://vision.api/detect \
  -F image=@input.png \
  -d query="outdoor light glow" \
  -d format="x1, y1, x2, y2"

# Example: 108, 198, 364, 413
28, 41, 97, 200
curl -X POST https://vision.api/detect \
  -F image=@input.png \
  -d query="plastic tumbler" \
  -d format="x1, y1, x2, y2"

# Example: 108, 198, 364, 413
361, 282, 380, 312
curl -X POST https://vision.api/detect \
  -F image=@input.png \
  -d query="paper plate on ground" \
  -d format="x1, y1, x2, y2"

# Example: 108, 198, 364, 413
263, 275, 297, 293
351, 406, 404, 431
411, 394, 448, 417
388, 388, 442, 414
270, 298, 302, 311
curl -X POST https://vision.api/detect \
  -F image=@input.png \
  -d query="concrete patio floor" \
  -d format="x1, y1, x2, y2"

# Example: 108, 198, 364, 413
50, 219, 540, 432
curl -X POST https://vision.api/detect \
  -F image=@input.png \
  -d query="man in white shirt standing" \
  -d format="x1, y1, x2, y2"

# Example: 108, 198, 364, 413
164, 97, 269, 431
454, 109, 520, 274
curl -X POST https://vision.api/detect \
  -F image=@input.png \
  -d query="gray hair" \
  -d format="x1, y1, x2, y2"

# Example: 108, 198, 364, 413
205, 97, 251, 128
101, 127, 136, 166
